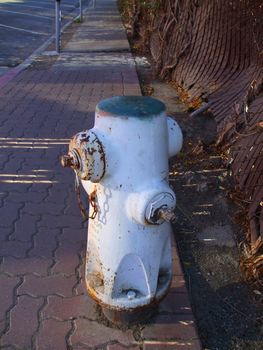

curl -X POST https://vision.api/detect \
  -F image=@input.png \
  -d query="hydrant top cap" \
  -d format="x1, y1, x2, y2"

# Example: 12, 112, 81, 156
96, 96, 165, 119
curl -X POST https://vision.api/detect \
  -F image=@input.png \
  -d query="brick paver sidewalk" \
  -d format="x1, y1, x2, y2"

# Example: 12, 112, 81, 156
0, 1, 201, 349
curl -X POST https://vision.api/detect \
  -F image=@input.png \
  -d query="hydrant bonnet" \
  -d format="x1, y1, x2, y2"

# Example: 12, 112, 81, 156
96, 95, 166, 119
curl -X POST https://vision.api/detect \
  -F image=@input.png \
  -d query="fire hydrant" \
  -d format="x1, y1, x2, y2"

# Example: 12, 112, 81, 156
61, 96, 183, 324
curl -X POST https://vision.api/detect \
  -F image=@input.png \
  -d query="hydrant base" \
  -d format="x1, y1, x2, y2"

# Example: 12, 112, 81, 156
102, 303, 158, 326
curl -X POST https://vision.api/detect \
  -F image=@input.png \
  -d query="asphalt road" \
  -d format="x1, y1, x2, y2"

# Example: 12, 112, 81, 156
0, 0, 90, 68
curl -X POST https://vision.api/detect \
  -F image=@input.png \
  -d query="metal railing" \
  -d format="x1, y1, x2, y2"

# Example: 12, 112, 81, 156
55, 0, 95, 53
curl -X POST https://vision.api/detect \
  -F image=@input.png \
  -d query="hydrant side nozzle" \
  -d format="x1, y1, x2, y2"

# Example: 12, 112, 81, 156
127, 190, 176, 225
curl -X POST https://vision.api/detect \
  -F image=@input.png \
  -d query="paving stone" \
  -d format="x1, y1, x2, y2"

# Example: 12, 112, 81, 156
75, 280, 87, 296
1, 157, 24, 173
24, 201, 64, 216
29, 184, 52, 194
45, 190, 68, 205
0, 318, 6, 334
72, 345, 90, 350
0, 183, 30, 193
43, 294, 97, 320
39, 214, 82, 229
1, 295, 43, 349
52, 240, 82, 275
63, 201, 86, 218
12, 212, 39, 241
0, 275, 20, 322
158, 292, 192, 314
141, 315, 198, 341
7, 190, 47, 204
71, 319, 135, 348
36, 319, 71, 350
0, 202, 21, 227
0, 240, 31, 258
172, 259, 184, 277
0, 227, 11, 241
29, 227, 59, 258
170, 275, 187, 291
18, 275, 77, 297
143, 340, 202, 350
107, 344, 141, 350
75, 264, 86, 296
61, 228, 86, 243
0, 154, 10, 171
2, 257, 52, 276
0, 345, 15, 350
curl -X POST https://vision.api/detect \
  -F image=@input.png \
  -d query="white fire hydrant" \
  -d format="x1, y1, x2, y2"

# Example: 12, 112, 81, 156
61, 96, 183, 324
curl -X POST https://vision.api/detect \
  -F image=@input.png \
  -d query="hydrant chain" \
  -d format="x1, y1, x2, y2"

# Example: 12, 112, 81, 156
74, 171, 98, 221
